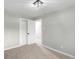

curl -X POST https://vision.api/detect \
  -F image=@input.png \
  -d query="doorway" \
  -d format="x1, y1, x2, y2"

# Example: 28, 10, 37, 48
19, 18, 42, 45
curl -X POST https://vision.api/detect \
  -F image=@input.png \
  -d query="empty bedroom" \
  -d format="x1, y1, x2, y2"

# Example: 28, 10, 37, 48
4, 0, 75, 59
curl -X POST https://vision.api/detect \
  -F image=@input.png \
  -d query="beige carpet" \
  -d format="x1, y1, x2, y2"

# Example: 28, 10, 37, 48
4, 44, 60, 59
45, 48, 74, 59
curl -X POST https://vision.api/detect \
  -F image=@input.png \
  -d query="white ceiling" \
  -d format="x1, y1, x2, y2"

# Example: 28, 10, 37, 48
5, 0, 74, 20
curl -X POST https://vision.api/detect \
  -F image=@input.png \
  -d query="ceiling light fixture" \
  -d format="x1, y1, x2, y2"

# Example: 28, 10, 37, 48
33, 0, 44, 7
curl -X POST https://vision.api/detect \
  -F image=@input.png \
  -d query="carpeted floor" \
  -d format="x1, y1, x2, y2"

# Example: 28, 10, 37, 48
45, 48, 74, 59
4, 44, 60, 59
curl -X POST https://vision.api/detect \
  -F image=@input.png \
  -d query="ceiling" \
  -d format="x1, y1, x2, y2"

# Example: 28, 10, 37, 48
5, 0, 75, 20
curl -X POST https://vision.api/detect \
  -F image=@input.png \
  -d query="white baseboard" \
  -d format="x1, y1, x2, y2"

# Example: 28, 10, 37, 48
42, 44, 75, 58
4, 45, 21, 50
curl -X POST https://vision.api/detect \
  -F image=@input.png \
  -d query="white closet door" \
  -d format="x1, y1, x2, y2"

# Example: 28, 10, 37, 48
28, 19, 42, 45
28, 20, 35, 44
19, 19, 28, 45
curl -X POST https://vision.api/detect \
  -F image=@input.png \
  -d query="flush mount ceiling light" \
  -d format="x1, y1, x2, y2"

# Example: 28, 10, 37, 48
33, 0, 44, 7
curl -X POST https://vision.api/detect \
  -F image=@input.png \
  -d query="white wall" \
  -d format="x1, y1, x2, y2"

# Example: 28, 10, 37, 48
4, 14, 19, 49
4, 15, 42, 49
42, 7, 75, 56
